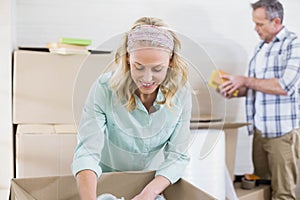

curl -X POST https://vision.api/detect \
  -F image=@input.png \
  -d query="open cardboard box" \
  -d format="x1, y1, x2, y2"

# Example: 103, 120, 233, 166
10, 171, 215, 200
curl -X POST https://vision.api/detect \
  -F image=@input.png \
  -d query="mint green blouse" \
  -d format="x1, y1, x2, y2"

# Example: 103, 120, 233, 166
72, 72, 192, 184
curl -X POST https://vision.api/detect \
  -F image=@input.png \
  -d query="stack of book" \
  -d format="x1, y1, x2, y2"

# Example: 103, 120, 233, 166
47, 37, 92, 55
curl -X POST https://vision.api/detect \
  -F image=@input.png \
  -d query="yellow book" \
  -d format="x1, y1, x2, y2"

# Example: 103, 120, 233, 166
208, 69, 238, 96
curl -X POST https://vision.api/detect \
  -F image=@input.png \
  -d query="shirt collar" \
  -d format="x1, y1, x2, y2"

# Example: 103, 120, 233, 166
135, 87, 164, 112
257, 27, 287, 49
273, 26, 288, 43
155, 87, 165, 103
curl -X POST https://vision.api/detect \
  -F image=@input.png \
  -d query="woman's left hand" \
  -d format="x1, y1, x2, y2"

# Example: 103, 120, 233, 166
131, 191, 157, 200
131, 175, 169, 200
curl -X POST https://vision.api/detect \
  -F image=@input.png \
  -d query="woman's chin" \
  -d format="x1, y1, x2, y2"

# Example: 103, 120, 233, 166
137, 86, 158, 95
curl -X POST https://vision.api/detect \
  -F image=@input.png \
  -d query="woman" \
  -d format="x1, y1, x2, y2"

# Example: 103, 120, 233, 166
72, 17, 192, 200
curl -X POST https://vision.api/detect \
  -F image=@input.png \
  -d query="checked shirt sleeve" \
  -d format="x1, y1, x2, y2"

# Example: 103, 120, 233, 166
279, 37, 300, 96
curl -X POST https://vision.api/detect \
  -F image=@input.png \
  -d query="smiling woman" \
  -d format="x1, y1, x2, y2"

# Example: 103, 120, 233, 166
72, 17, 192, 200
129, 48, 170, 110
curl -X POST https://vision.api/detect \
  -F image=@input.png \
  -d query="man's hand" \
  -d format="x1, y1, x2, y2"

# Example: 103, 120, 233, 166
219, 74, 248, 98
219, 74, 287, 97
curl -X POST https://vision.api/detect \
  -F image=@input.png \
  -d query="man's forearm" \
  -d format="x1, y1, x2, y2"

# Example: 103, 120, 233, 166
245, 77, 287, 95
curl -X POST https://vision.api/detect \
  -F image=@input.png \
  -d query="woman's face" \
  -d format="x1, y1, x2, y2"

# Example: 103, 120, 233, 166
129, 48, 170, 96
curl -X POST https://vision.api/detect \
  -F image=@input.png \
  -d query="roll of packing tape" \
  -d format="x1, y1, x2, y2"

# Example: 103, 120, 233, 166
241, 177, 256, 190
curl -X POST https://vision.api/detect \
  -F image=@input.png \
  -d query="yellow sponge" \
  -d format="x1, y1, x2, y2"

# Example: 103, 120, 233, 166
208, 69, 238, 97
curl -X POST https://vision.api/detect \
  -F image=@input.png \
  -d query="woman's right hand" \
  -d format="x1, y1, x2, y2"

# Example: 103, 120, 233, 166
76, 169, 98, 200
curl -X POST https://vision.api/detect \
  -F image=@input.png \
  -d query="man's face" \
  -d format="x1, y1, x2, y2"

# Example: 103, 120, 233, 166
252, 7, 278, 43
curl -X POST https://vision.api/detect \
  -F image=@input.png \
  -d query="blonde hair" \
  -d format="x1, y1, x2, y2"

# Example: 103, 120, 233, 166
109, 17, 188, 111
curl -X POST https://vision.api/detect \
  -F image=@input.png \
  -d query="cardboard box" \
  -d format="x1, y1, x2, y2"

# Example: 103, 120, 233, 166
10, 171, 216, 200
234, 182, 271, 200
16, 124, 77, 178
13, 50, 114, 124
0, 132, 13, 199
190, 121, 249, 180
183, 129, 226, 199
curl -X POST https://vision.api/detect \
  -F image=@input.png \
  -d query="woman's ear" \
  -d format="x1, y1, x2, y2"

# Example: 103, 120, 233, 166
126, 54, 130, 65
169, 55, 174, 67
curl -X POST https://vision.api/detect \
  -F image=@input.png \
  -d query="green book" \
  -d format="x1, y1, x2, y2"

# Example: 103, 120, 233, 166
59, 37, 92, 46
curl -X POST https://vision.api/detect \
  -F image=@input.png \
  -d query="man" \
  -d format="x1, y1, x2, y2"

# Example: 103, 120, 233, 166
220, 0, 300, 199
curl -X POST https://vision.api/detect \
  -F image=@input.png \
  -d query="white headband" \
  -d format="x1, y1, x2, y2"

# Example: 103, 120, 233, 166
127, 25, 174, 52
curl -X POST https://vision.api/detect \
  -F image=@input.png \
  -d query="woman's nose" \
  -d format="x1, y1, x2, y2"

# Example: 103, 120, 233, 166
142, 70, 152, 82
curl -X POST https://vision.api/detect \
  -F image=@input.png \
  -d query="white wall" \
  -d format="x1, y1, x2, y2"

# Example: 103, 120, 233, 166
0, 0, 14, 198
15, 0, 300, 176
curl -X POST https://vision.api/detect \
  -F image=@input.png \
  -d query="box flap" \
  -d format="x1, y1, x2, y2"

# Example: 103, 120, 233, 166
10, 171, 215, 200
10, 181, 35, 200
164, 178, 216, 199
190, 114, 223, 122
10, 176, 78, 200
16, 124, 78, 135
97, 171, 154, 199
16, 124, 55, 135
190, 121, 249, 129
54, 124, 77, 134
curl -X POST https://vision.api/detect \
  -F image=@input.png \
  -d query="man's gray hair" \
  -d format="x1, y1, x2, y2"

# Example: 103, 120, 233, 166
251, 0, 284, 23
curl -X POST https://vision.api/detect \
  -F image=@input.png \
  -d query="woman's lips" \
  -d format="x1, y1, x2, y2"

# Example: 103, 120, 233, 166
140, 81, 155, 88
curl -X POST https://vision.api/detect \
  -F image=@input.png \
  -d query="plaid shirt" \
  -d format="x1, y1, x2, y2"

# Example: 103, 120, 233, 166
246, 27, 300, 138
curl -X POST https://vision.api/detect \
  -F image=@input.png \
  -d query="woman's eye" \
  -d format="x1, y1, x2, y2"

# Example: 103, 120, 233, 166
135, 65, 145, 70
153, 66, 165, 72
153, 68, 162, 72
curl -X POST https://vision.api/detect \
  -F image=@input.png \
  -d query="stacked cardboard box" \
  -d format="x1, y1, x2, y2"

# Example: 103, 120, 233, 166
190, 120, 248, 180
235, 182, 271, 200
13, 50, 114, 124
16, 124, 77, 177
13, 50, 114, 178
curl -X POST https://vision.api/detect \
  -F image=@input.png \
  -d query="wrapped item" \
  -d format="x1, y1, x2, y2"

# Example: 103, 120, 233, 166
97, 193, 165, 200
97, 193, 124, 200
